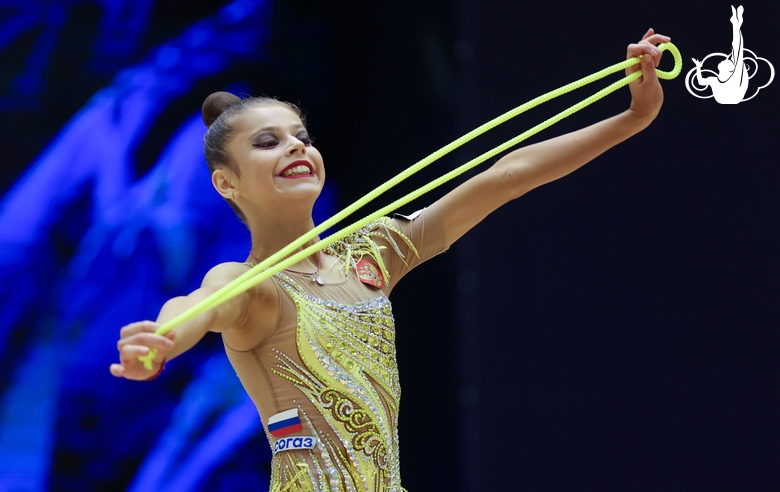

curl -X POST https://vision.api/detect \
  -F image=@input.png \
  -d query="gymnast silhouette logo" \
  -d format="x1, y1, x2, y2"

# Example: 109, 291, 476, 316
685, 5, 774, 104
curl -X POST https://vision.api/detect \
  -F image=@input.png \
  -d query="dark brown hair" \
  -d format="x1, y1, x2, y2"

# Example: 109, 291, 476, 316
201, 91, 306, 221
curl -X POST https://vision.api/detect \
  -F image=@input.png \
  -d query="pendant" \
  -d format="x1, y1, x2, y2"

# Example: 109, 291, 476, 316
313, 274, 325, 285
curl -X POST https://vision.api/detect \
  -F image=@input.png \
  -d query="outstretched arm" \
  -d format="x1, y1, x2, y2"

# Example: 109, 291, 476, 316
435, 30, 669, 245
109, 263, 278, 380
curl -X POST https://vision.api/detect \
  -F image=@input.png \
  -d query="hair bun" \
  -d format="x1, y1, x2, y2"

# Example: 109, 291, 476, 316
202, 91, 241, 127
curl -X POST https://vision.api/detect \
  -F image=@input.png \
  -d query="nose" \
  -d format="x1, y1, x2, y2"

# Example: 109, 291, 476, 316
286, 136, 307, 156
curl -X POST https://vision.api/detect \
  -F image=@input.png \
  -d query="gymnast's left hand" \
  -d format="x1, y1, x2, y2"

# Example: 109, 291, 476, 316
626, 28, 670, 122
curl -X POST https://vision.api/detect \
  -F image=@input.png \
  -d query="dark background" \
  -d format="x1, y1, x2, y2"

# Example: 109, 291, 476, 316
0, 0, 778, 491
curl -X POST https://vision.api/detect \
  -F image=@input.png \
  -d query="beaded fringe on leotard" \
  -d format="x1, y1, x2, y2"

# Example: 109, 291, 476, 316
323, 217, 419, 284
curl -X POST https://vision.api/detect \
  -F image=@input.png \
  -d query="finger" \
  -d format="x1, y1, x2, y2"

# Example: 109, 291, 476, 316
641, 28, 654, 41
642, 33, 671, 46
627, 43, 659, 66
119, 321, 160, 338
640, 49, 660, 82
118, 332, 174, 351
649, 46, 663, 67
119, 344, 154, 364
110, 363, 125, 378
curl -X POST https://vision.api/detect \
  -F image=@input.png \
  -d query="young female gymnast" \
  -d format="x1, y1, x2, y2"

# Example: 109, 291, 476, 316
110, 29, 671, 492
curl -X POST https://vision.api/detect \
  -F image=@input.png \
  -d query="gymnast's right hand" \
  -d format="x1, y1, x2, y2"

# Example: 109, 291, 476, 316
109, 321, 176, 380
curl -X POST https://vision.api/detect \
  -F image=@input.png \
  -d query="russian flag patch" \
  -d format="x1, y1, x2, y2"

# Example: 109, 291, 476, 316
267, 409, 303, 437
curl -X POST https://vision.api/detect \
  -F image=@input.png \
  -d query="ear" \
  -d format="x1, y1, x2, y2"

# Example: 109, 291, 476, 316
212, 167, 238, 199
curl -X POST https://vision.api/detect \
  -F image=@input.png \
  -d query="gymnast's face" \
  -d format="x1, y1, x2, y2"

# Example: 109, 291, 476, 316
224, 104, 324, 215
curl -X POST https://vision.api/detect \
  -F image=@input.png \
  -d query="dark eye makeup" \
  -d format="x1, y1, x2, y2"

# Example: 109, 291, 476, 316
252, 139, 278, 148
252, 132, 314, 148
297, 132, 315, 146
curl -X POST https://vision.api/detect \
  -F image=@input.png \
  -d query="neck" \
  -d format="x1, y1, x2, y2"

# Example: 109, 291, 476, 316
245, 211, 319, 268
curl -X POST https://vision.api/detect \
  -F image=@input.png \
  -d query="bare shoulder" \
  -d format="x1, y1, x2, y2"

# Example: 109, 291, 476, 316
202, 261, 251, 286
204, 261, 280, 351
201, 260, 278, 311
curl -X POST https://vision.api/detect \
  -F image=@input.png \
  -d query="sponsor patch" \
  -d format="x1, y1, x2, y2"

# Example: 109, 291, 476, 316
273, 435, 317, 455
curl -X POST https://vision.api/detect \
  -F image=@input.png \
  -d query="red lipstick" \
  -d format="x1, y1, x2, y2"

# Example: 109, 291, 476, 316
278, 160, 314, 178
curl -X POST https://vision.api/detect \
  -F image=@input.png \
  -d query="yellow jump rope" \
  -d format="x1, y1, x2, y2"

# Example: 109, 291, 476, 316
139, 43, 682, 370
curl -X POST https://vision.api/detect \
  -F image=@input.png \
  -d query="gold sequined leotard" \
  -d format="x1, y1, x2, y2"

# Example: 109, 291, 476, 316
224, 205, 449, 492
